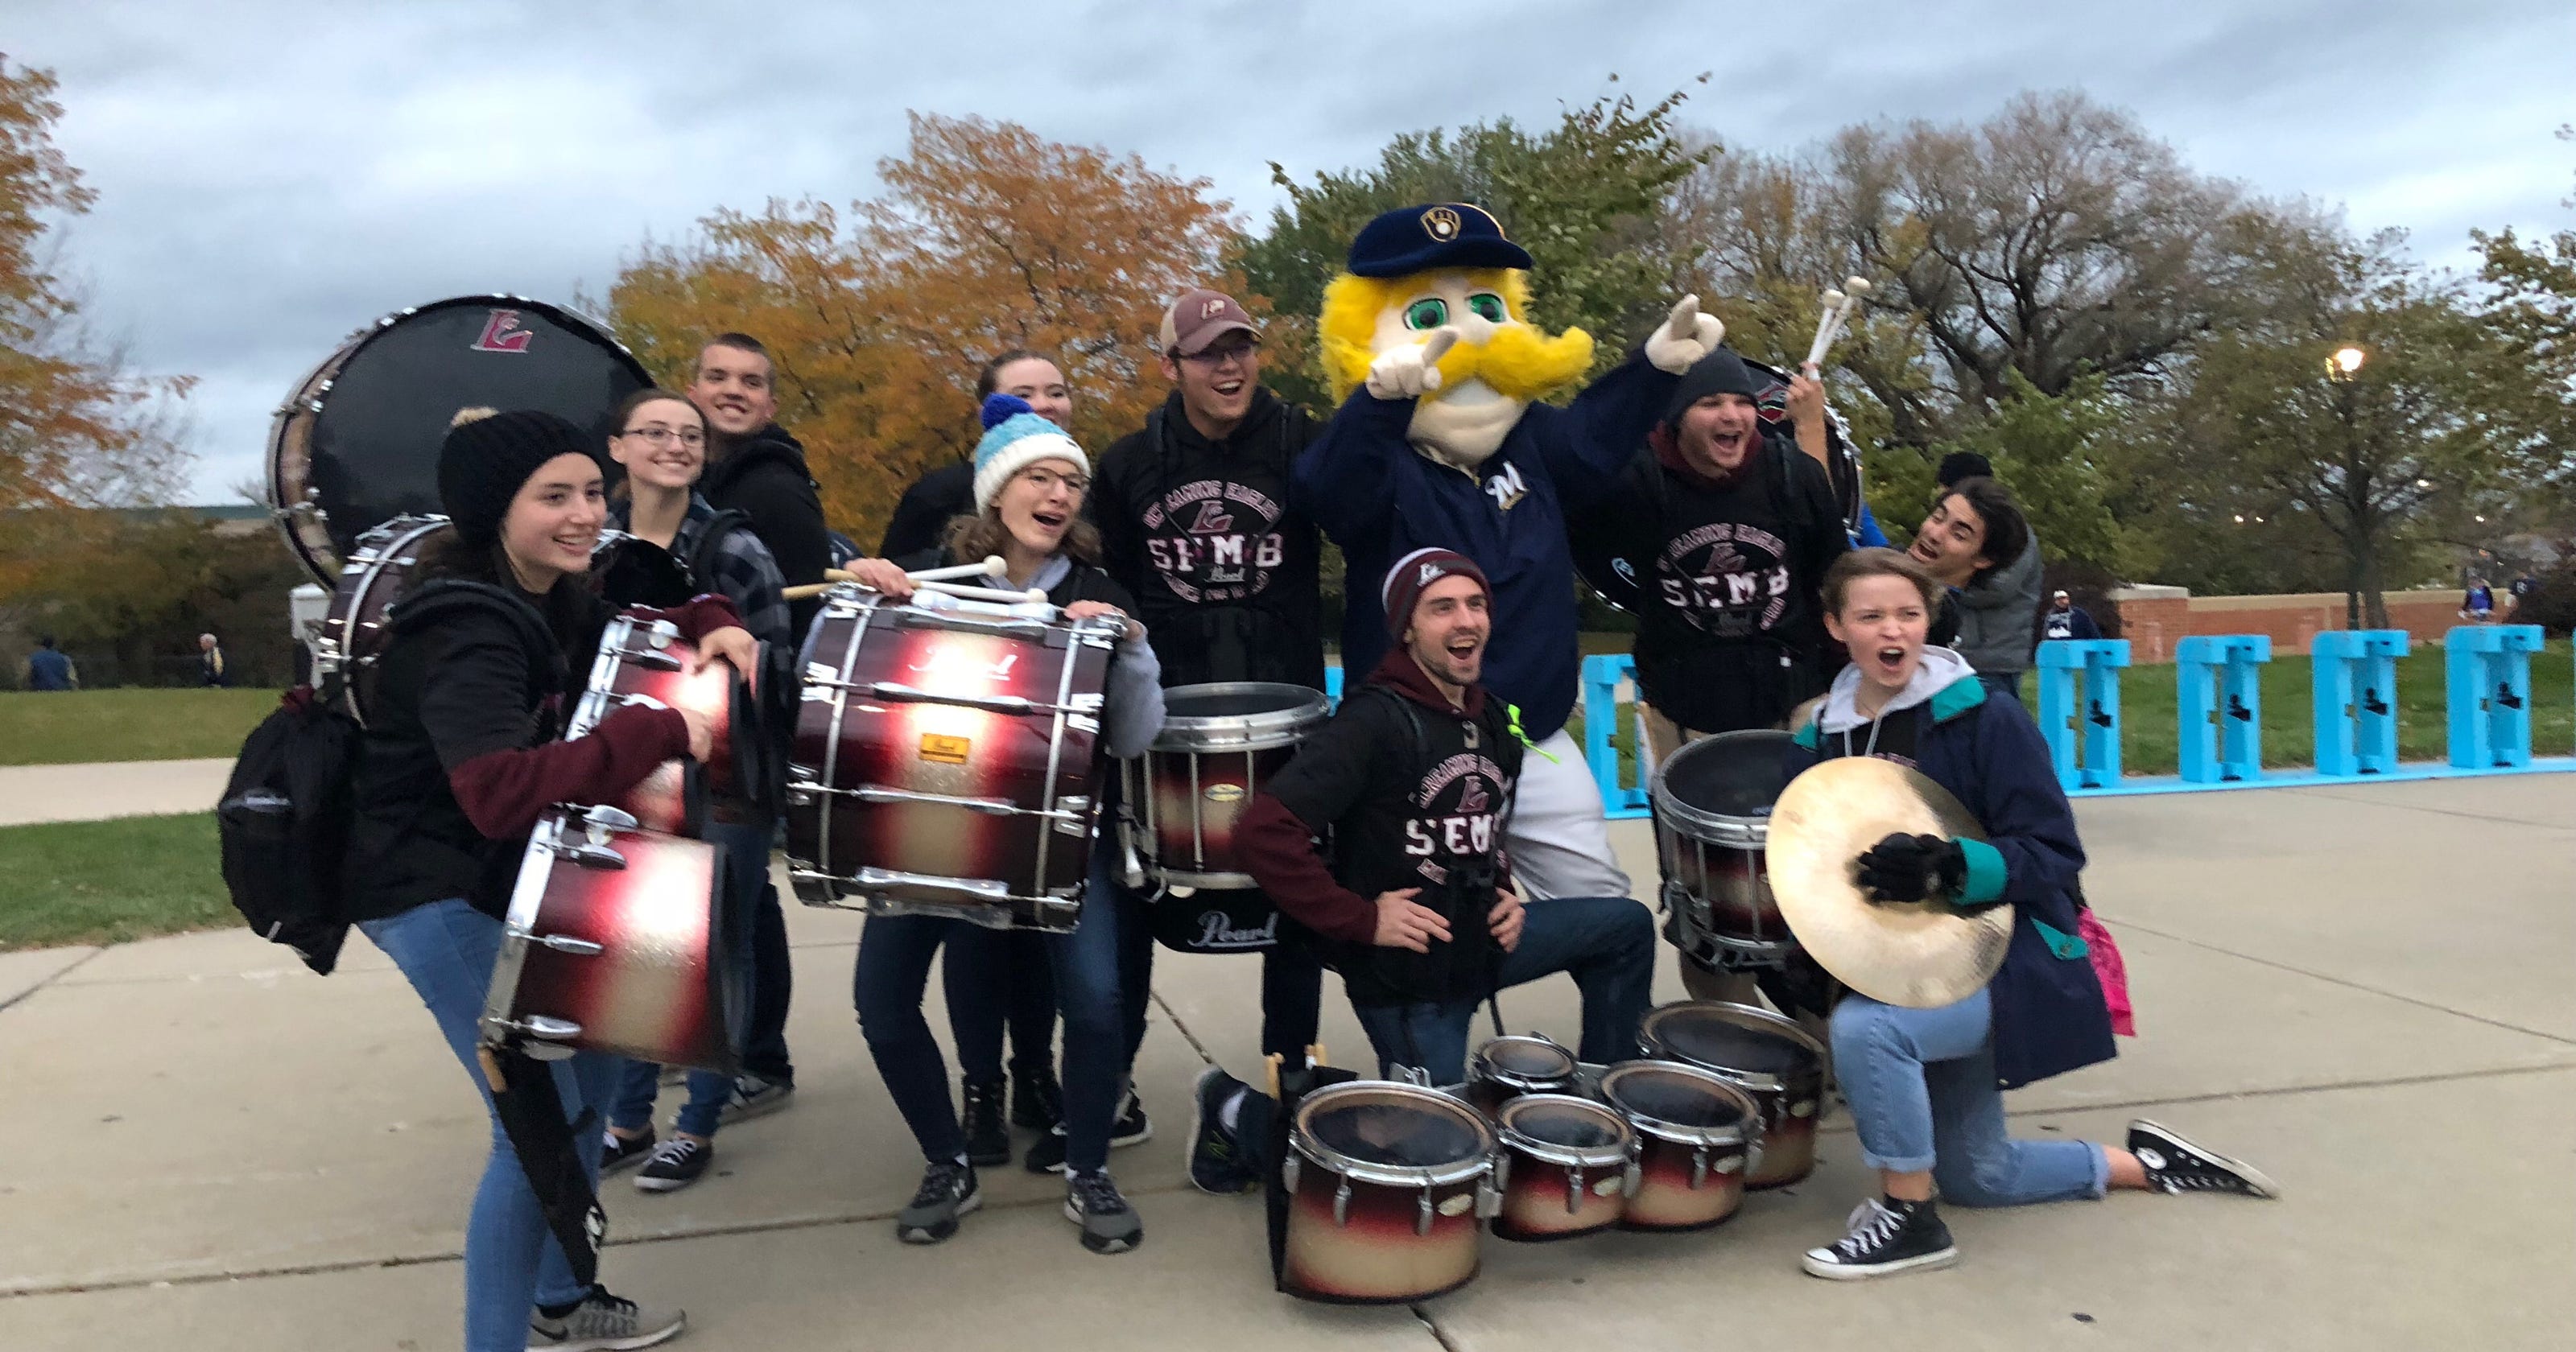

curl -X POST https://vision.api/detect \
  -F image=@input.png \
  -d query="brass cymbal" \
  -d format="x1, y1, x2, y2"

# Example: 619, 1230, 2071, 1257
1765, 757, 2013, 1008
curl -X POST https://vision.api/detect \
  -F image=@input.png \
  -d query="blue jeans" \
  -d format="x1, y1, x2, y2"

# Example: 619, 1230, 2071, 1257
940, 925, 1057, 1085
1111, 877, 1325, 1065
361, 898, 617, 1352
609, 819, 770, 1138
1831, 989, 2108, 1206
854, 840, 1126, 1173
1348, 894, 1656, 1083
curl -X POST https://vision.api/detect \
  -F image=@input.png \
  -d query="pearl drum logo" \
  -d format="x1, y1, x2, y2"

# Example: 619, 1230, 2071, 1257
472, 309, 535, 353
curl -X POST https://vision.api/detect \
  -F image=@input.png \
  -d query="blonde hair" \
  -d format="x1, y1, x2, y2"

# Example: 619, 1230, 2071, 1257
1317, 269, 1585, 402
449, 405, 498, 428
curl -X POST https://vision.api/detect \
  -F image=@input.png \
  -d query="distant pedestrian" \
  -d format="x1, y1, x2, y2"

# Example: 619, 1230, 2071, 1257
24, 635, 76, 691
197, 633, 229, 687
2042, 590, 2102, 642
2508, 572, 2538, 612
2461, 578, 2496, 624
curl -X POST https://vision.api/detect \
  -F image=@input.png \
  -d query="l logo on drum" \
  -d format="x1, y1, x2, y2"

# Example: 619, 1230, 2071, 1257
473, 309, 535, 354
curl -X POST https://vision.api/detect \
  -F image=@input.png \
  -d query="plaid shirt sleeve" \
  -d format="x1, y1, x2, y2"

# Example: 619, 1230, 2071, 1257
709, 528, 793, 650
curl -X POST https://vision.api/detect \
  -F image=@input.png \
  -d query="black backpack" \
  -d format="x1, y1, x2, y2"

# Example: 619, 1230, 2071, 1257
216, 581, 555, 975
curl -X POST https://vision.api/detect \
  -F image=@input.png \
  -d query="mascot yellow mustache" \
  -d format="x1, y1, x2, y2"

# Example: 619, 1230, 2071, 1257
1291, 200, 1724, 905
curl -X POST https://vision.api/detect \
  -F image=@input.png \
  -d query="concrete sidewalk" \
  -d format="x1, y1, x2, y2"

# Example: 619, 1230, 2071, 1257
0, 758, 233, 826
2, 777, 2570, 1350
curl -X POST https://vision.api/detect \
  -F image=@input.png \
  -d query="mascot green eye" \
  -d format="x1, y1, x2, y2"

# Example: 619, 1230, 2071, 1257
1403, 298, 1448, 331
1467, 292, 1507, 324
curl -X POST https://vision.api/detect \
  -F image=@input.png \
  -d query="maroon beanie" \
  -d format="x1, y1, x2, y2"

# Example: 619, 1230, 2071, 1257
1381, 547, 1491, 637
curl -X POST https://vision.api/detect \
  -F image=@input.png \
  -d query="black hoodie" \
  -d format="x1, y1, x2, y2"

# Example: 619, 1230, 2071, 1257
1088, 388, 1326, 691
703, 422, 832, 633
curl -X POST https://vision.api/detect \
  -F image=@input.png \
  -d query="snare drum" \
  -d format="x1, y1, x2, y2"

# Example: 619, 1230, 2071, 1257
1125, 682, 1327, 892
1597, 1060, 1762, 1231
1491, 1094, 1637, 1242
481, 806, 745, 1072
1283, 1081, 1499, 1305
786, 590, 1119, 931
567, 612, 746, 835
312, 514, 449, 725
1637, 1000, 1827, 1188
1464, 1034, 1580, 1116
1653, 729, 1798, 967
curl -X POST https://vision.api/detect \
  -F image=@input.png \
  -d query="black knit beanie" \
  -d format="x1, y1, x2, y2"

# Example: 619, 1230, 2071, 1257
1660, 348, 1765, 430
437, 410, 605, 546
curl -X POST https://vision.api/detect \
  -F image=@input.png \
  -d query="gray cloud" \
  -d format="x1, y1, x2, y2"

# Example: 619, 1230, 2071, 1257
10, 0, 2570, 504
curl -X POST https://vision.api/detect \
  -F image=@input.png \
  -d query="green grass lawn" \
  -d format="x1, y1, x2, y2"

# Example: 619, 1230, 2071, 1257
0, 687, 279, 766
0, 813, 233, 950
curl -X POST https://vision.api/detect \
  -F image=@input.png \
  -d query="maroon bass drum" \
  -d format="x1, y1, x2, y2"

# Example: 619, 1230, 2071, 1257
785, 589, 1120, 931
480, 806, 745, 1073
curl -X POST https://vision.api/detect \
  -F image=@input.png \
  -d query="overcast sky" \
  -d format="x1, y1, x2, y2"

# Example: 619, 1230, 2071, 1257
13, 0, 2574, 503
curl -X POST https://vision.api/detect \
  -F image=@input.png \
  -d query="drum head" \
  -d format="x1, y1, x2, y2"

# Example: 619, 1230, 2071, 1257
1477, 1036, 1576, 1084
1600, 1062, 1752, 1131
1641, 1002, 1822, 1078
1296, 1084, 1491, 1173
1165, 682, 1325, 720
271, 296, 650, 581
1500, 1095, 1627, 1151
1661, 729, 1795, 819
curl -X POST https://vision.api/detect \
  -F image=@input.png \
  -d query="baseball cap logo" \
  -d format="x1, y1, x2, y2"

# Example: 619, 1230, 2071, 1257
1422, 206, 1461, 241
1199, 298, 1228, 319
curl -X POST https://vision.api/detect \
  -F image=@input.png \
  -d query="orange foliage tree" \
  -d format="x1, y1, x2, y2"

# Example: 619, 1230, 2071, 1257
601, 113, 1246, 542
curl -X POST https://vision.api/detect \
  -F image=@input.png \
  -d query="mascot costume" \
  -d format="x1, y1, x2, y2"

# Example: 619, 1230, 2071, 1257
1294, 202, 1725, 901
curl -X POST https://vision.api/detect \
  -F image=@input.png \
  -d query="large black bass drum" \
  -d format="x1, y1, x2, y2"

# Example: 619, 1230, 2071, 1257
268, 295, 653, 583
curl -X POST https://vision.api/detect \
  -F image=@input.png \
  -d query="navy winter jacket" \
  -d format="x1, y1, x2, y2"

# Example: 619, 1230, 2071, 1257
1790, 674, 2116, 1090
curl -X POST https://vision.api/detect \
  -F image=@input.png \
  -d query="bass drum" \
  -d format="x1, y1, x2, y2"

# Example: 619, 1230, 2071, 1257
269, 295, 651, 583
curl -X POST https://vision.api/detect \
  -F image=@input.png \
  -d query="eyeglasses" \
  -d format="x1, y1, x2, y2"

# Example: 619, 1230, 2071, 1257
1017, 467, 1089, 495
621, 426, 706, 448
1180, 341, 1258, 368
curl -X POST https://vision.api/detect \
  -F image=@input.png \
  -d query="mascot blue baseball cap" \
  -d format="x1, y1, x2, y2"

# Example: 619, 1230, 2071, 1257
1348, 203, 1534, 278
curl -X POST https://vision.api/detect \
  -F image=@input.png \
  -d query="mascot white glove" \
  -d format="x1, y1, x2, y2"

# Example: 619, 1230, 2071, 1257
1644, 295, 1726, 375
1366, 328, 1459, 401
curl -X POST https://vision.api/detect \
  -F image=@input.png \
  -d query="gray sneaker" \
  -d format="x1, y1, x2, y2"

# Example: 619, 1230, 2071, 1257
528, 1286, 685, 1350
717, 1074, 794, 1126
895, 1158, 981, 1244
1064, 1169, 1143, 1255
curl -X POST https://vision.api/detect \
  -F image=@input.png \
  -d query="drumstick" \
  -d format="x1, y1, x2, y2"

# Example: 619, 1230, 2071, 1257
906, 555, 1006, 583
910, 577, 1048, 605
1802, 277, 1873, 373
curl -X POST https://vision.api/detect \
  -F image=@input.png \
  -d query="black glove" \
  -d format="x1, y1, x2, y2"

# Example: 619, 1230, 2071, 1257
1853, 832, 1966, 905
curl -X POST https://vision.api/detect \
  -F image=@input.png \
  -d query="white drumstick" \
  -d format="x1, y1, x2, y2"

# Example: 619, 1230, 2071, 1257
1802, 289, 1847, 370
911, 577, 1048, 606
905, 554, 1006, 584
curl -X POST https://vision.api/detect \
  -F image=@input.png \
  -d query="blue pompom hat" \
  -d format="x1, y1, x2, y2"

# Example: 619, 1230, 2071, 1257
971, 393, 1088, 513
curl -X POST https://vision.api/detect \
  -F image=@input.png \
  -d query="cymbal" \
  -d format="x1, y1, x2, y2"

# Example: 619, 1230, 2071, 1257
1765, 757, 2013, 1008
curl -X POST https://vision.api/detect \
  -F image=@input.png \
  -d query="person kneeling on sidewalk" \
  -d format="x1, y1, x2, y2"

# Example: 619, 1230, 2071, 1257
1789, 548, 2277, 1280
1183, 550, 1654, 1193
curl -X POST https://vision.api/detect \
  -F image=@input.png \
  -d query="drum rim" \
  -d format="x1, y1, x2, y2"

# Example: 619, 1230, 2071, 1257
1150, 681, 1331, 751
1471, 1034, 1579, 1091
1597, 1060, 1761, 1148
1496, 1093, 1635, 1169
323, 513, 452, 724
1291, 1081, 1497, 1189
1637, 999, 1827, 1092
1650, 728, 1795, 848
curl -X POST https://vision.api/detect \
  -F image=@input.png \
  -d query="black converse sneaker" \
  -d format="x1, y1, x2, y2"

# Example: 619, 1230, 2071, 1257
717, 1073, 794, 1125
599, 1128, 656, 1177
1011, 1064, 1063, 1130
1027, 1087, 1153, 1173
527, 1285, 684, 1350
895, 1158, 981, 1244
1802, 1197, 1959, 1280
634, 1136, 713, 1193
2128, 1120, 2280, 1198
960, 1079, 1010, 1166
1065, 1169, 1144, 1255
1186, 1066, 1257, 1195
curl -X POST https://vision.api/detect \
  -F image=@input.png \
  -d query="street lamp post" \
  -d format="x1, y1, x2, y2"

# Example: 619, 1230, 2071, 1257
2326, 345, 2368, 629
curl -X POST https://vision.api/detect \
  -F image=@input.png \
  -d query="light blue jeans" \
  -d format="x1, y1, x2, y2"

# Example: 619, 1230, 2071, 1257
1831, 988, 2107, 1206
361, 898, 616, 1352
1348, 894, 1656, 1084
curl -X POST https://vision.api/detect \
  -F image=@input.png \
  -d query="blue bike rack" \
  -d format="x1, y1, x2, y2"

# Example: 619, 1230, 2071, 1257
2446, 624, 2543, 769
2310, 630, 2408, 776
2035, 639, 2130, 790
1581, 653, 1650, 818
2175, 635, 2270, 784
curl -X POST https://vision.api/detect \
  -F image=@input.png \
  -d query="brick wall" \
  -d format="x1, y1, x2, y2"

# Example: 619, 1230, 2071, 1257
2109, 587, 2479, 659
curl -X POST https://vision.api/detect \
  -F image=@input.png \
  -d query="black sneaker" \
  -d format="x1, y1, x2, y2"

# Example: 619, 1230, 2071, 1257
599, 1128, 656, 1177
1186, 1066, 1257, 1195
1802, 1197, 1959, 1280
960, 1079, 1010, 1166
717, 1074, 793, 1126
895, 1158, 981, 1244
1026, 1089, 1151, 1173
1064, 1169, 1143, 1255
2128, 1120, 2280, 1198
528, 1285, 685, 1350
1010, 1064, 1063, 1131
634, 1136, 713, 1193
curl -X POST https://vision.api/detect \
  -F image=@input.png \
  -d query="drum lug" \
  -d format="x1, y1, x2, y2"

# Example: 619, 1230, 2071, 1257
485, 1013, 584, 1053
645, 619, 680, 650
1333, 1177, 1352, 1228
1415, 1187, 1434, 1236
1690, 1145, 1711, 1190
1282, 1153, 1300, 1195
1054, 794, 1092, 837
531, 934, 605, 957
1475, 1173, 1502, 1221
1622, 1157, 1642, 1199
1565, 1164, 1586, 1216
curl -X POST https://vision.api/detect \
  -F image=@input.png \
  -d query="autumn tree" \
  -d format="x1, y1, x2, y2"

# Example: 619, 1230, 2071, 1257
602, 113, 1243, 542
0, 56, 190, 513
